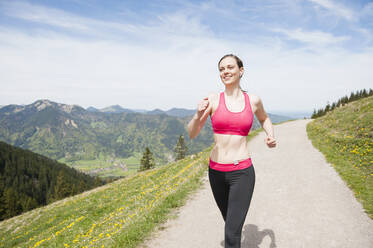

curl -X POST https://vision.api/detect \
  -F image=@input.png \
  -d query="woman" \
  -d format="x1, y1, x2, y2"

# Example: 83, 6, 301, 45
187, 54, 276, 248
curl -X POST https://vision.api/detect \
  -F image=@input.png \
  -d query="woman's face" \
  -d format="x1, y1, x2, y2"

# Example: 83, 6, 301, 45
218, 56, 243, 85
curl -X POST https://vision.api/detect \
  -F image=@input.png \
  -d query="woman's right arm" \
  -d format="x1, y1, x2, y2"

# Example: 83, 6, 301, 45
187, 94, 213, 139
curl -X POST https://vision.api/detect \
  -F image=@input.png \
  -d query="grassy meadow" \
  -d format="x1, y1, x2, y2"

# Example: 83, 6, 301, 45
58, 152, 145, 178
307, 95, 373, 219
0, 148, 212, 248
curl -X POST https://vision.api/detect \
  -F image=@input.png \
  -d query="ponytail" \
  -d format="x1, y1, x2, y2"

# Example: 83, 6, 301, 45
240, 85, 247, 93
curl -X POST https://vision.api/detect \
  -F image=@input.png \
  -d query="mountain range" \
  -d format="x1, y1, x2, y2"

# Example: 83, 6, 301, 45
0, 99, 293, 176
86, 104, 197, 117
1, 102, 300, 119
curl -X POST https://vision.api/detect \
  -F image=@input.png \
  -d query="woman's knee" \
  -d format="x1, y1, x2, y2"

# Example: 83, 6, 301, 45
225, 225, 242, 248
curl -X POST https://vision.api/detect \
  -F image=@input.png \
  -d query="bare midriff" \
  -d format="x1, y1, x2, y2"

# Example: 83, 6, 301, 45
209, 133, 251, 163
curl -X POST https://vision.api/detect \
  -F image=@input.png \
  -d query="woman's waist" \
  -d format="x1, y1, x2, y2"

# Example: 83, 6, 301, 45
210, 147, 251, 164
209, 156, 252, 171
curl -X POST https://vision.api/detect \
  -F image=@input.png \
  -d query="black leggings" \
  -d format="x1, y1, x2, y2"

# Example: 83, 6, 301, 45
208, 165, 256, 248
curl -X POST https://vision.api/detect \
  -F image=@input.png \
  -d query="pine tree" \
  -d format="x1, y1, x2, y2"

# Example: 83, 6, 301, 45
3, 188, 18, 218
349, 91, 356, 102
24, 196, 38, 211
139, 147, 155, 171
54, 170, 72, 200
174, 135, 188, 161
362, 89, 368, 97
331, 102, 336, 110
325, 101, 331, 113
336, 99, 341, 107
311, 109, 316, 119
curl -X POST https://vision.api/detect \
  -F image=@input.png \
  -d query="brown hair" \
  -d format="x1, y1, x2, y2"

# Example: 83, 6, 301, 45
218, 54, 247, 93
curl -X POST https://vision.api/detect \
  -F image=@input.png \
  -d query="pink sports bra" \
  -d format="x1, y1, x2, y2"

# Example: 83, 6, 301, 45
210, 91, 253, 136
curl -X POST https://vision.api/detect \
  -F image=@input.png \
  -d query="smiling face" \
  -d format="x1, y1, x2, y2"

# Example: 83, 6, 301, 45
218, 56, 244, 86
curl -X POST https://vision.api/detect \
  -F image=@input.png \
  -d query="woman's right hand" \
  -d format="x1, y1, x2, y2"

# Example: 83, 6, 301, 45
188, 95, 211, 139
196, 96, 209, 119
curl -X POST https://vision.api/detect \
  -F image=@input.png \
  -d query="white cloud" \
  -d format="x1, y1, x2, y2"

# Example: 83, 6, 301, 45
353, 27, 373, 45
307, 0, 356, 21
2, 1, 214, 41
271, 28, 349, 46
0, 1, 372, 113
1, 25, 372, 112
362, 2, 373, 17
0, 26, 223, 109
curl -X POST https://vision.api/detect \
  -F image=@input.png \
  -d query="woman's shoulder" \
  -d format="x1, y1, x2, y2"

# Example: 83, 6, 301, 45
205, 92, 220, 113
246, 93, 262, 105
206, 92, 220, 103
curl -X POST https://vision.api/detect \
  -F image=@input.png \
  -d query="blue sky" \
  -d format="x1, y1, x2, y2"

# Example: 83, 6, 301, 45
0, 0, 372, 113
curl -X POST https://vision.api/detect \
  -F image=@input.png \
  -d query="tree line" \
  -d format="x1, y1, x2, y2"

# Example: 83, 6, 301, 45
311, 88, 373, 119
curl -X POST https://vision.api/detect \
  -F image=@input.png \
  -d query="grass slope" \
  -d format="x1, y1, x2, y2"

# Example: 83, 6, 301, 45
0, 129, 261, 248
0, 151, 209, 247
307, 96, 373, 219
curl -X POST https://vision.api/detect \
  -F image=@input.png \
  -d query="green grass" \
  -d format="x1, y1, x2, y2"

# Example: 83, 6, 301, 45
58, 151, 173, 179
307, 96, 373, 219
0, 152, 209, 247
58, 155, 142, 179
0, 130, 261, 248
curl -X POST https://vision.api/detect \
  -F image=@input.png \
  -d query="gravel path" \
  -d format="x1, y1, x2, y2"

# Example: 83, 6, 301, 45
139, 119, 373, 248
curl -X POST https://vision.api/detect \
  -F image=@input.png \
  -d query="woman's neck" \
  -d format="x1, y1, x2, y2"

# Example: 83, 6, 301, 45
224, 84, 242, 97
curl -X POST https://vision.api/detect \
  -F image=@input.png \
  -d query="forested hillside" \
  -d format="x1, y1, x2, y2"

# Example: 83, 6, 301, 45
0, 141, 106, 221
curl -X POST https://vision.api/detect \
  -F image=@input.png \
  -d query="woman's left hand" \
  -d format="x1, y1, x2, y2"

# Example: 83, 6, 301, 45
265, 136, 276, 148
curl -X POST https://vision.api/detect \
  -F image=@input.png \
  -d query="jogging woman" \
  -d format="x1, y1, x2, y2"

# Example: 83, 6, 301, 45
187, 54, 276, 248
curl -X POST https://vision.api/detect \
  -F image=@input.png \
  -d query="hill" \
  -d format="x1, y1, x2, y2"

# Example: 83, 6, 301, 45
0, 144, 214, 248
0, 141, 106, 221
307, 95, 373, 218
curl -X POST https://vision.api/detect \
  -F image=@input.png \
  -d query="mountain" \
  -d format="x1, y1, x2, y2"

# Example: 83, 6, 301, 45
99, 105, 134, 113
0, 99, 215, 171
86, 105, 134, 114
86, 106, 100, 112
134, 108, 196, 117
0, 140, 106, 221
146, 108, 166, 115
86, 104, 195, 117
86, 105, 290, 119
131, 108, 148, 113
87, 106, 147, 114
164, 108, 196, 117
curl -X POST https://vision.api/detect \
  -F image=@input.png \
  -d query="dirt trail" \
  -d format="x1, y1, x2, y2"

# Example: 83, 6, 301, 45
139, 119, 373, 248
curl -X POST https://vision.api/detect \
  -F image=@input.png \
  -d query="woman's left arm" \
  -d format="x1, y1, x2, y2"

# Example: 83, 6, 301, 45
252, 95, 276, 148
